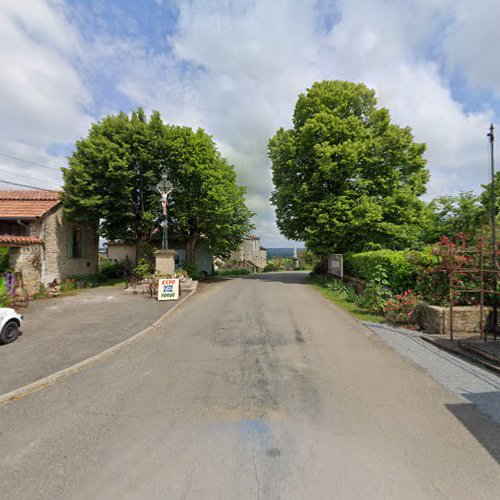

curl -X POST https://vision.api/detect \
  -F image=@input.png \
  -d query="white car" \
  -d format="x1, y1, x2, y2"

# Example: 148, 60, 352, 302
0, 307, 22, 345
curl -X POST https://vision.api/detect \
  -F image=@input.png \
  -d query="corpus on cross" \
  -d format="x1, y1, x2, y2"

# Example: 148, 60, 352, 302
156, 170, 177, 250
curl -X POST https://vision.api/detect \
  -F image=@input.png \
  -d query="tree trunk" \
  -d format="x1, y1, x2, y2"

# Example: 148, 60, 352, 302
186, 232, 200, 266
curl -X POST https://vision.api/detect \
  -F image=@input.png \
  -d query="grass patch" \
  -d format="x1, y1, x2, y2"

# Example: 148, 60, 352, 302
309, 275, 384, 323
104, 278, 127, 287
215, 268, 251, 276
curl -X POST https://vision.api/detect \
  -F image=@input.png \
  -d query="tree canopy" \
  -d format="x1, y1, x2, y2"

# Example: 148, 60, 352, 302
62, 108, 254, 263
269, 80, 429, 255
419, 173, 500, 244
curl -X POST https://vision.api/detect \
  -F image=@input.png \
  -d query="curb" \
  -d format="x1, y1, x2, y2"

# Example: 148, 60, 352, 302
0, 290, 196, 406
421, 335, 500, 376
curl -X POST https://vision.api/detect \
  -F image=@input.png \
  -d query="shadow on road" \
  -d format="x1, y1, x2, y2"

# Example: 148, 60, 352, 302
446, 394, 500, 465
240, 271, 309, 285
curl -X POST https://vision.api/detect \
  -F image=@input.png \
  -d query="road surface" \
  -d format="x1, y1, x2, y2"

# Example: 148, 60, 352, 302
1, 272, 499, 499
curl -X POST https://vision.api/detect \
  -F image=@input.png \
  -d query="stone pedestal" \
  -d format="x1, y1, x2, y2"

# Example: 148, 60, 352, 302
292, 257, 299, 270
154, 249, 176, 276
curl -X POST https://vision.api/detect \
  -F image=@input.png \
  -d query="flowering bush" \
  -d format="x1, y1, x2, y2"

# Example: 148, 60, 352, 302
384, 289, 420, 324
415, 235, 484, 306
61, 278, 77, 292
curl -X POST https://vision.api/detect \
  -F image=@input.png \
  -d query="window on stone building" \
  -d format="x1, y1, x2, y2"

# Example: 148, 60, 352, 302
67, 226, 89, 258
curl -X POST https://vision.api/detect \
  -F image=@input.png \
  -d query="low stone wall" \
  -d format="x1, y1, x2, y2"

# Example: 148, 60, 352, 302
418, 304, 492, 335
342, 275, 367, 295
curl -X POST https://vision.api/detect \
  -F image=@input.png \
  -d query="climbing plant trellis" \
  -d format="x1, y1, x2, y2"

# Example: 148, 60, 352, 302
446, 233, 500, 341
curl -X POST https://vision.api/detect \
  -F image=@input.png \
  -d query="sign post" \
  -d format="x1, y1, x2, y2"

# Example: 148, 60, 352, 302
328, 254, 344, 278
157, 278, 179, 301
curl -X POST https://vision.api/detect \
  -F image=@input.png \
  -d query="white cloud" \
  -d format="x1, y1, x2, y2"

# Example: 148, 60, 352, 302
0, 0, 93, 188
323, 0, 494, 198
442, 0, 500, 94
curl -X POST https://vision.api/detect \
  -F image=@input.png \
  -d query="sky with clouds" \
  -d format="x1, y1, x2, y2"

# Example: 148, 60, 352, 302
0, 0, 499, 247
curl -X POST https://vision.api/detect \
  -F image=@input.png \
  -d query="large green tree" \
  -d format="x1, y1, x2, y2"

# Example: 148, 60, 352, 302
269, 80, 429, 254
62, 109, 254, 263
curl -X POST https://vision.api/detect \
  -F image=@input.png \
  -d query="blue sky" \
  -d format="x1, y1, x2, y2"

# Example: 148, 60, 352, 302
0, 0, 499, 246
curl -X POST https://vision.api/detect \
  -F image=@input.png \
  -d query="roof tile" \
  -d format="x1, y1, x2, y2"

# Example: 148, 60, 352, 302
0, 235, 43, 245
0, 190, 61, 218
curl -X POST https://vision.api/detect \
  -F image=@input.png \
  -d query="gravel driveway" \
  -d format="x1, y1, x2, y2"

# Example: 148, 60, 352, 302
366, 322, 500, 425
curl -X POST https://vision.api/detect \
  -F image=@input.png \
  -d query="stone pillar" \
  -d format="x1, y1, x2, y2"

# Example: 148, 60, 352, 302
292, 246, 299, 270
154, 249, 176, 276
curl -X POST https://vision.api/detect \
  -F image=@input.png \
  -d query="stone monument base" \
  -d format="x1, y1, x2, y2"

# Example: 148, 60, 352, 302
154, 249, 176, 276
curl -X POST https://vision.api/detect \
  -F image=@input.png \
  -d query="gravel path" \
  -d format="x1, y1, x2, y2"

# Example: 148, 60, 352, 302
365, 322, 500, 425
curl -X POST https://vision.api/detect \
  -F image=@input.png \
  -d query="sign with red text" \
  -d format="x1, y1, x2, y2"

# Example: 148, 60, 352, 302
158, 278, 179, 301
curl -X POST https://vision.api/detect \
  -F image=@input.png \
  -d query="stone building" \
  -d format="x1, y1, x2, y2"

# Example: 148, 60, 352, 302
0, 190, 99, 296
229, 234, 267, 271
106, 240, 137, 266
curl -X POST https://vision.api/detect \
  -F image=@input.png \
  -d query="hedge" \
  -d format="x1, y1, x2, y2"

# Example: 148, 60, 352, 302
344, 248, 437, 293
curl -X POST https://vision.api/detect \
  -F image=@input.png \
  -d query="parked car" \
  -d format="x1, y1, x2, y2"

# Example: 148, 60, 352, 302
0, 307, 23, 345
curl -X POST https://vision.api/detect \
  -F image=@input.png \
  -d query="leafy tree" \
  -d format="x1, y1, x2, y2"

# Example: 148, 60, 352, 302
421, 192, 485, 243
479, 171, 500, 226
269, 80, 429, 255
62, 109, 254, 263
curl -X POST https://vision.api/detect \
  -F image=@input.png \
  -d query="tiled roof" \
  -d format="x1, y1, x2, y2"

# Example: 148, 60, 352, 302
0, 190, 61, 200
0, 235, 43, 245
0, 190, 61, 219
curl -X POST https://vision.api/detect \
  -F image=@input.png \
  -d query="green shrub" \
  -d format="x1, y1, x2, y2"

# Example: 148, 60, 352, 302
345, 249, 436, 293
180, 263, 203, 280
0, 248, 10, 274
61, 277, 77, 292
384, 289, 421, 324
134, 258, 153, 278
99, 259, 130, 278
0, 279, 13, 307
68, 273, 108, 288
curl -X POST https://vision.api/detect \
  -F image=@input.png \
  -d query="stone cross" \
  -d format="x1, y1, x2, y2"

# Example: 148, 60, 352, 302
155, 171, 182, 250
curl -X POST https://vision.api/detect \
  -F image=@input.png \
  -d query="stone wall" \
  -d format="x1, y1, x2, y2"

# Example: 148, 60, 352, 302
107, 244, 137, 266
418, 304, 492, 335
40, 207, 99, 283
8, 244, 43, 296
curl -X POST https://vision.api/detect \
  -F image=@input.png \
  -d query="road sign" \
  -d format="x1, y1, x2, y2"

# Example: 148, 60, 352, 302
158, 278, 179, 301
328, 254, 343, 278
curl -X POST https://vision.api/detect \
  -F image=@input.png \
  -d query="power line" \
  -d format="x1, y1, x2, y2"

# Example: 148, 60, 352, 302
0, 151, 62, 171
0, 179, 60, 192
0, 168, 60, 186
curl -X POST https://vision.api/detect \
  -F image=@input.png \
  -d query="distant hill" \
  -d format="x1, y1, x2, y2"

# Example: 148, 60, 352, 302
266, 248, 305, 258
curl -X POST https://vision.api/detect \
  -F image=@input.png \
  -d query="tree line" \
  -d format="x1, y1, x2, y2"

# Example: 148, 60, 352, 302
63, 109, 254, 264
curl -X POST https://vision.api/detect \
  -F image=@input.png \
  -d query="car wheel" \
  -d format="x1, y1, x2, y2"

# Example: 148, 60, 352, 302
0, 320, 19, 345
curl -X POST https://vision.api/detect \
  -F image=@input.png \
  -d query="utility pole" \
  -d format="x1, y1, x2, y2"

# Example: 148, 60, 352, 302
487, 124, 498, 337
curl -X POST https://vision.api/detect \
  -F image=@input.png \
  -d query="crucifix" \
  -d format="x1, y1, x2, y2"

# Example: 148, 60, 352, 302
155, 170, 181, 250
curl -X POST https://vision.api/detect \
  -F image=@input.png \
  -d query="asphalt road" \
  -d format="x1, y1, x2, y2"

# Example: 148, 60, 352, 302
0, 286, 179, 394
1, 272, 500, 499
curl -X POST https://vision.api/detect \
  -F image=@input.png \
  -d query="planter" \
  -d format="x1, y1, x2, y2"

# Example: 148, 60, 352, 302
418, 303, 492, 335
